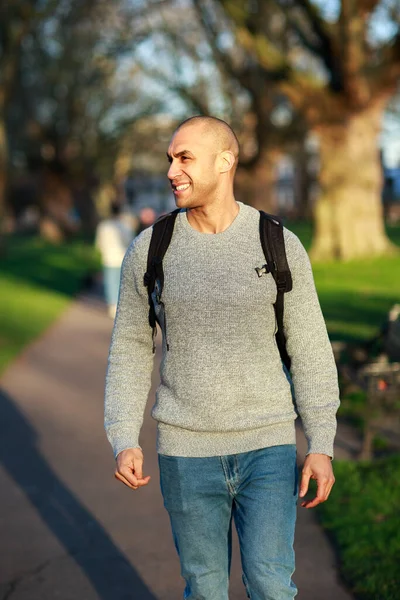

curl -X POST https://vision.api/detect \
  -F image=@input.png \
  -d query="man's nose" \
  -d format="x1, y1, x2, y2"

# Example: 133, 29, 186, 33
167, 161, 182, 180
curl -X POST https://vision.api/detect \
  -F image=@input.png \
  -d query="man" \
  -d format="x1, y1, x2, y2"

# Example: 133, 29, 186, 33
104, 116, 340, 599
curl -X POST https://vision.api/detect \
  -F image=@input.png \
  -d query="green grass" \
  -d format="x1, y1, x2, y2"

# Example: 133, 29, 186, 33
314, 257, 400, 342
287, 221, 400, 598
318, 456, 400, 600
288, 222, 400, 343
286, 223, 400, 599
0, 235, 100, 373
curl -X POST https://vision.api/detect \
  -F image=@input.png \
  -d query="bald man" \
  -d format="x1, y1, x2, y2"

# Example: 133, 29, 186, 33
105, 116, 339, 599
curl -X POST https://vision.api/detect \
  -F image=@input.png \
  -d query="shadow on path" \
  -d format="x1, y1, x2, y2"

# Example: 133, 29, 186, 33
0, 389, 157, 600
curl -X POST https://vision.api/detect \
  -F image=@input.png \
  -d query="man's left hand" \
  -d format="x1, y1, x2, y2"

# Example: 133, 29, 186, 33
299, 453, 335, 509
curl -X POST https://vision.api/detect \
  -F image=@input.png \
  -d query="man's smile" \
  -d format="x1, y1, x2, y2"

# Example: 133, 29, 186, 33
173, 182, 191, 194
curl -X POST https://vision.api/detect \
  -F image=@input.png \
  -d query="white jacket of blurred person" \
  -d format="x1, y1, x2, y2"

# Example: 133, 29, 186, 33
95, 205, 134, 268
95, 203, 135, 319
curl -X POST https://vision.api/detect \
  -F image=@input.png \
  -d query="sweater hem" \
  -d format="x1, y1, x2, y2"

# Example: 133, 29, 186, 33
156, 420, 296, 457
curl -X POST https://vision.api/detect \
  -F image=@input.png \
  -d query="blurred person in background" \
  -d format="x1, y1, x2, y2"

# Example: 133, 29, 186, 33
95, 202, 135, 318
124, 170, 136, 209
137, 206, 157, 234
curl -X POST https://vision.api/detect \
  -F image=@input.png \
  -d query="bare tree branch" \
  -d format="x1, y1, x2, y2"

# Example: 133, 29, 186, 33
372, 31, 400, 96
274, 0, 344, 92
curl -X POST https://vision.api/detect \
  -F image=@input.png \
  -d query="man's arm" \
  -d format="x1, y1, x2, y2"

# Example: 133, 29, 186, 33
104, 230, 155, 464
283, 229, 340, 507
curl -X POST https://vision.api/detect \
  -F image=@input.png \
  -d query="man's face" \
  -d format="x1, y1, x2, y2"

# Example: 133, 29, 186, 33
167, 125, 220, 209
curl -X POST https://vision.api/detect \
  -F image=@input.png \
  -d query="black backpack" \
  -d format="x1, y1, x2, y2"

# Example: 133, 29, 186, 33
143, 209, 293, 370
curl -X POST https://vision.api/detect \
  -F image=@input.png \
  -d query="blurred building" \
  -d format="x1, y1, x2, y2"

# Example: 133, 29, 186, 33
383, 167, 400, 200
383, 167, 400, 224
123, 170, 175, 216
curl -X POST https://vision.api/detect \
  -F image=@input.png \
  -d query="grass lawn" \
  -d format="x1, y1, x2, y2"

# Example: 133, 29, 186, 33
0, 235, 100, 374
288, 222, 400, 343
288, 221, 400, 600
318, 456, 400, 600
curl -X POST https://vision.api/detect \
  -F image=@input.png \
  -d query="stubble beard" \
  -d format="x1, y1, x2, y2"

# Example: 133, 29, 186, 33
181, 180, 219, 211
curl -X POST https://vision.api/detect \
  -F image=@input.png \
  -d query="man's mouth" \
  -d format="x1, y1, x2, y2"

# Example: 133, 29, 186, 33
173, 183, 191, 192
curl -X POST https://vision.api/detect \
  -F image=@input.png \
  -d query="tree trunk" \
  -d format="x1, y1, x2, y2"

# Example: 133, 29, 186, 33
235, 147, 280, 213
0, 112, 8, 234
310, 105, 397, 261
293, 141, 316, 220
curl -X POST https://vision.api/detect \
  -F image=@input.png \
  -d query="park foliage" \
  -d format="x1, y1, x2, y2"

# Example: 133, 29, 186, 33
194, 0, 400, 259
318, 456, 400, 600
290, 225, 400, 600
0, 235, 100, 373
1, 1, 400, 260
290, 222, 400, 342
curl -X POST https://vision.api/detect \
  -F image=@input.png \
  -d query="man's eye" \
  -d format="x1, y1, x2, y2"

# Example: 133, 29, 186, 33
181, 156, 189, 162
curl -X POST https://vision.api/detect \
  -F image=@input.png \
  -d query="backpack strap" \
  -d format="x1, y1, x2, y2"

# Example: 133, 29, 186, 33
259, 211, 293, 371
143, 207, 293, 366
144, 209, 180, 352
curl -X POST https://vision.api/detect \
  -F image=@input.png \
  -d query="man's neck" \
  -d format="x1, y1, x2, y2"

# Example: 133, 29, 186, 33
186, 199, 239, 234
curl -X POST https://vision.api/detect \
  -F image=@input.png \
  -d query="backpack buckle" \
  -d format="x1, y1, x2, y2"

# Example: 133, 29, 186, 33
255, 264, 270, 277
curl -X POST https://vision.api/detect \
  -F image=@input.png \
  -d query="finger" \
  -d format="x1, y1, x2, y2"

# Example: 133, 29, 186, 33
130, 458, 151, 486
299, 470, 311, 498
117, 463, 150, 486
120, 469, 151, 488
118, 453, 145, 478
114, 471, 151, 489
114, 471, 138, 490
324, 479, 335, 501
132, 459, 144, 480
117, 465, 150, 486
301, 496, 321, 508
301, 477, 329, 508
318, 476, 335, 503
301, 487, 327, 508
118, 465, 142, 487
136, 475, 151, 486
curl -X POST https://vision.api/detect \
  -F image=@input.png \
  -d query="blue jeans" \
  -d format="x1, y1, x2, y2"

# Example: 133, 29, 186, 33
158, 444, 298, 600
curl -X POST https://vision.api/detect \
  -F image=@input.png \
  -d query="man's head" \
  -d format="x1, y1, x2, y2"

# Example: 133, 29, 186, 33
167, 116, 239, 209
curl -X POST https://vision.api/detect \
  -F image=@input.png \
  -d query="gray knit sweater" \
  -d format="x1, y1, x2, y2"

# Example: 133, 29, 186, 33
104, 202, 339, 458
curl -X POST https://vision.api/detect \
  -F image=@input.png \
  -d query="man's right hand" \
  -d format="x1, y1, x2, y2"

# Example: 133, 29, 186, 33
114, 447, 151, 490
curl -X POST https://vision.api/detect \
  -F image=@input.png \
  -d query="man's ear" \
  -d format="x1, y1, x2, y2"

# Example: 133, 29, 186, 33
219, 151, 236, 173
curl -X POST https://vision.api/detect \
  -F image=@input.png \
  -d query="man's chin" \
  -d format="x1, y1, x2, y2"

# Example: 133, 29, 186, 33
174, 194, 193, 209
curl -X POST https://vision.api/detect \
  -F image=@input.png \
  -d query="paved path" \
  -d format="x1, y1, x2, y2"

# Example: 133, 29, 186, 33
0, 293, 354, 599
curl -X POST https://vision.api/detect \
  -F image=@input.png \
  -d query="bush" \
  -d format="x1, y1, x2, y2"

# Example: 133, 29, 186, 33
318, 456, 400, 600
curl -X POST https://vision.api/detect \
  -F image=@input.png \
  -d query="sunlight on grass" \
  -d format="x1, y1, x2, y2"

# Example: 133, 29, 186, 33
0, 275, 68, 371
287, 221, 400, 343
0, 236, 100, 374
315, 256, 400, 342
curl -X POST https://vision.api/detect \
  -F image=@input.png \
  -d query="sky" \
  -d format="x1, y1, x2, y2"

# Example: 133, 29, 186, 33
382, 110, 400, 168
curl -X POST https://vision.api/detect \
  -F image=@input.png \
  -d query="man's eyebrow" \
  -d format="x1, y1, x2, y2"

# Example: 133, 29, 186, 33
166, 150, 194, 160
